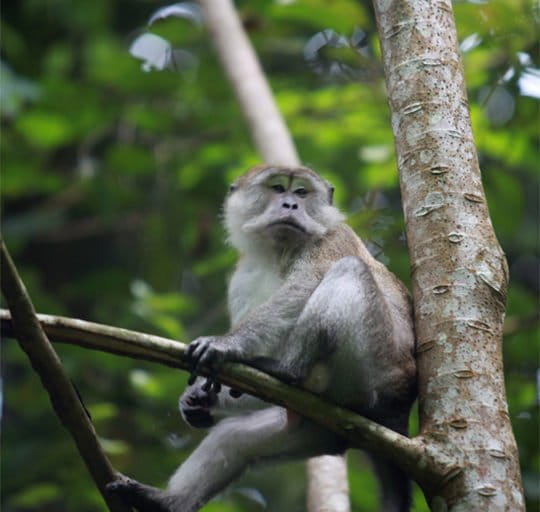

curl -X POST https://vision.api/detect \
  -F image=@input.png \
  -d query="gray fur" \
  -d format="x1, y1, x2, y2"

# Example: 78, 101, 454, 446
107, 165, 416, 512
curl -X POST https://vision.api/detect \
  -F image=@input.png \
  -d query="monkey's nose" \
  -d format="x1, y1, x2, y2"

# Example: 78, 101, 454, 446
282, 201, 299, 210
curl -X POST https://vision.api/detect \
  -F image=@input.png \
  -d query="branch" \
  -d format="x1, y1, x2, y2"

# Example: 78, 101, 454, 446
198, 0, 299, 165
0, 240, 132, 512
0, 307, 433, 483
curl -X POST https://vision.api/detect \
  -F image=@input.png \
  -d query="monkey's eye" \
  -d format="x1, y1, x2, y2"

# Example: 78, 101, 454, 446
294, 187, 308, 198
229, 184, 237, 193
271, 184, 286, 193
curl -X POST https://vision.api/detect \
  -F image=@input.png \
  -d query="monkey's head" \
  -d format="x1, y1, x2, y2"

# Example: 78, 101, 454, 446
224, 165, 344, 253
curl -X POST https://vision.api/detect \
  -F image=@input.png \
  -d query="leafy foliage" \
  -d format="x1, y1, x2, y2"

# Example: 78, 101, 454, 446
1, 1, 538, 511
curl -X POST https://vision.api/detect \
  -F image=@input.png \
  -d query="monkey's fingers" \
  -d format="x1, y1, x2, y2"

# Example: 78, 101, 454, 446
185, 340, 198, 359
187, 355, 217, 385
186, 343, 201, 381
185, 342, 210, 375
194, 346, 222, 372
186, 339, 207, 361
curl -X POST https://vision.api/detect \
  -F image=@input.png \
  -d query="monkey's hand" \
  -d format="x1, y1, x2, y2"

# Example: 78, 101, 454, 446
186, 335, 242, 374
180, 378, 219, 428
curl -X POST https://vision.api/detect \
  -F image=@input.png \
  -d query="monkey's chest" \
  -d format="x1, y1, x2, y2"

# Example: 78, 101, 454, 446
228, 265, 283, 326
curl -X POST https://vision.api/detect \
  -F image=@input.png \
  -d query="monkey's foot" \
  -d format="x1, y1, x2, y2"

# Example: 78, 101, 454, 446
106, 474, 174, 512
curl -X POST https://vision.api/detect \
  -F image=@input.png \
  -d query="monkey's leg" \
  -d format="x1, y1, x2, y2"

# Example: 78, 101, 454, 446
287, 256, 413, 512
165, 406, 345, 512
278, 256, 391, 388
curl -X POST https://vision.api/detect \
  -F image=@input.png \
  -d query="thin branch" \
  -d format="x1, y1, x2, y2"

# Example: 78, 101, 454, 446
198, 0, 299, 165
0, 240, 132, 512
0, 307, 435, 484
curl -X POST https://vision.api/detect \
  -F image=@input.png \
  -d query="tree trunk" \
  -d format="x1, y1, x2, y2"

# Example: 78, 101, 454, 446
306, 455, 351, 512
372, 0, 524, 509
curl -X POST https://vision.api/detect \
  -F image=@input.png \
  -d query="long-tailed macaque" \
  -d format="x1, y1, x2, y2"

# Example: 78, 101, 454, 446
107, 165, 416, 512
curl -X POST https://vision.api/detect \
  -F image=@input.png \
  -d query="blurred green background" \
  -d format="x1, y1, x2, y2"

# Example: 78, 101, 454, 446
1, 1, 538, 511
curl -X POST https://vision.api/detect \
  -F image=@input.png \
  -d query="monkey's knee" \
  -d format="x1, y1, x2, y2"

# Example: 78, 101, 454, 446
320, 256, 383, 314
299, 256, 371, 323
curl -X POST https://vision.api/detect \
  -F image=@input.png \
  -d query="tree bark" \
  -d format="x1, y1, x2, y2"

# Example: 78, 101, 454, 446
306, 456, 351, 512
0, 241, 132, 512
197, 0, 350, 509
371, 0, 524, 509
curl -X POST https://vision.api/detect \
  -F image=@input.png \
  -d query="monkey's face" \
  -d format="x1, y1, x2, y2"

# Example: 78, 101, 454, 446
224, 166, 344, 252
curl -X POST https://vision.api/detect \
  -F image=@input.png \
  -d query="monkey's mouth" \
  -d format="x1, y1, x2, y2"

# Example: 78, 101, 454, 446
268, 219, 306, 233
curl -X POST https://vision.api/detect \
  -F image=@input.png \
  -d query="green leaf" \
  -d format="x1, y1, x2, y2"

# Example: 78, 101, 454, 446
15, 111, 73, 148
10, 483, 61, 507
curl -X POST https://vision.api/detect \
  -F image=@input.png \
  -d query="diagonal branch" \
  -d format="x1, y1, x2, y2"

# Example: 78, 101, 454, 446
0, 239, 132, 512
1, 307, 439, 486
198, 0, 299, 165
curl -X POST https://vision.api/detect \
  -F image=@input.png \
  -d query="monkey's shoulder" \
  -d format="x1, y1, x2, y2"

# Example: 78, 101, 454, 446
315, 224, 412, 315
309, 224, 375, 269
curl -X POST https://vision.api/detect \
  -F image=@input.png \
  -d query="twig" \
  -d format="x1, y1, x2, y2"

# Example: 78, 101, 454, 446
0, 239, 132, 512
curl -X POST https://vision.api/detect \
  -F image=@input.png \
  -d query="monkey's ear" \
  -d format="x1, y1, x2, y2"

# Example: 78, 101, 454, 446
328, 186, 335, 205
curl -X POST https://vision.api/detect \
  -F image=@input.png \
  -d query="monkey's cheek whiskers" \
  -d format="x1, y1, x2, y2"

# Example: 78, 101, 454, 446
241, 219, 265, 233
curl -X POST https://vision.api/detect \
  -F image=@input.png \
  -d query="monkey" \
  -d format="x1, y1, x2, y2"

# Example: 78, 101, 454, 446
107, 164, 417, 512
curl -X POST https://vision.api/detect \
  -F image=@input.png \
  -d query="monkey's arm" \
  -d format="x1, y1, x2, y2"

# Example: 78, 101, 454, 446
186, 272, 321, 375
